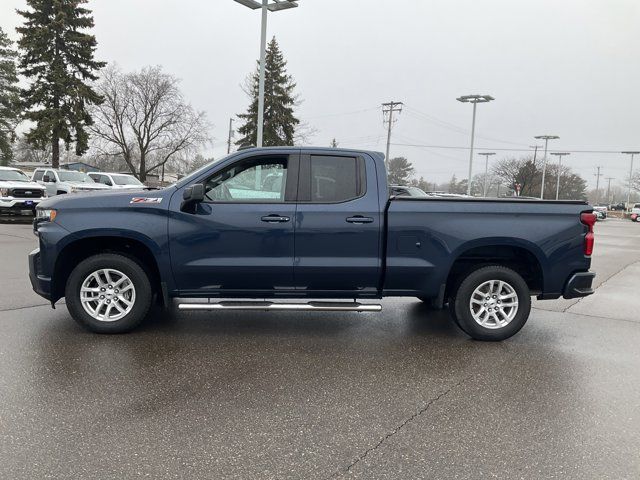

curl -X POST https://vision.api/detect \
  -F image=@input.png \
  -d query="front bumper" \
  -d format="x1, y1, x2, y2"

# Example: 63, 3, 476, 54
28, 248, 52, 300
0, 198, 42, 214
563, 272, 596, 299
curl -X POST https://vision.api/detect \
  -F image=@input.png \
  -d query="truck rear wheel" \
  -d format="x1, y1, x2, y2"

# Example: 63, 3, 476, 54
450, 265, 531, 341
65, 253, 152, 333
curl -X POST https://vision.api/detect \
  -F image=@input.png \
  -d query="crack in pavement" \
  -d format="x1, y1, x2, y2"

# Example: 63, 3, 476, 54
328, 374, 473, 479
0, 302, 64, 313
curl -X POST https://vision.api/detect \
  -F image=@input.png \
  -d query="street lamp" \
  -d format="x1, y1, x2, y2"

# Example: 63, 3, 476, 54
478, 152, 495, 197
549, 152, 570, 200
534, 135, 559, 199
622, 151, 640, 210
457, 95, 495, 196
233, 0, 299, 147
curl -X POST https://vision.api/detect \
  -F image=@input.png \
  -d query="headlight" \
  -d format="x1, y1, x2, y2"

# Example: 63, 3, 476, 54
70, 185, 79, 193
36, 208, 57, 222
0, 188, 9, 197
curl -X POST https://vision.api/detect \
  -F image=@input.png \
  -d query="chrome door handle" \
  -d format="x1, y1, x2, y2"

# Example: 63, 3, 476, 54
346, 216, 374, 224
261, 215, 290, 223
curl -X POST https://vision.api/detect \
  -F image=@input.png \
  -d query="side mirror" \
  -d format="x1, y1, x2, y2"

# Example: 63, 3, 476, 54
43, 175, 51, 183
181, 183, 205, 212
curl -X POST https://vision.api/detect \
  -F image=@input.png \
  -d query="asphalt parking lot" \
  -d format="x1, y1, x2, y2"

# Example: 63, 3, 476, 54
1, 218, 639, 479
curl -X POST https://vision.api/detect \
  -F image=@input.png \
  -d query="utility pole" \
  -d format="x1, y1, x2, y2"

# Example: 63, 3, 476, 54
550, 152, 570, 200
457, 95, 495, 196
478, 152, 496, 197
594, 166, 603, 204
534, 135, 559, 199
382, 101, 403, 168
605, 177, 615, 203
622, 151, 639, 210
227, 118, 235, 154
530, 145, 542, 164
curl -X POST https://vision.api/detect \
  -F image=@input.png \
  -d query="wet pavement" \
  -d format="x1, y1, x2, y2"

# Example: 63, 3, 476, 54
1, 220, 639, 479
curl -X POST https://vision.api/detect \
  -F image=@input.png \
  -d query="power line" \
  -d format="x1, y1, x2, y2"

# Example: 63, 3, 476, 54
390, 142, 640, 154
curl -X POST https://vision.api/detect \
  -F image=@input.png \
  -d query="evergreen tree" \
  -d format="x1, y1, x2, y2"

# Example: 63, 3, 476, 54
0, 27, 20, 166
236, 37, 299, 147
17, 0, 106, 167
387, 157, 414, 184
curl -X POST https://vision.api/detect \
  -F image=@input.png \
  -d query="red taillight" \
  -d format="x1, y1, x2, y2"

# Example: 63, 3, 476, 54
580, 212, 596, 256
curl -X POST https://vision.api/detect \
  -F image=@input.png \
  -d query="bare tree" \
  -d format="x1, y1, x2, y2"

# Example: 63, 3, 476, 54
492, 156, 541, 197
90, 65, 210, 181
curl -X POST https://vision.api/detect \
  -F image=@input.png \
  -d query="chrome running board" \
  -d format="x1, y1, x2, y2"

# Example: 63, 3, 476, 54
177, 301, 382, 312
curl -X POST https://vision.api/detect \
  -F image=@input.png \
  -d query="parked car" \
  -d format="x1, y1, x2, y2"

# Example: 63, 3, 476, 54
32, 168, 111, 196
609, 202, 626, 211
389, 185, 427, 197
631, 204, 640, 222
0, 166, 47, 215
30, 147, 596, 341
593, 205, 607, 220
88, 172, 145, 190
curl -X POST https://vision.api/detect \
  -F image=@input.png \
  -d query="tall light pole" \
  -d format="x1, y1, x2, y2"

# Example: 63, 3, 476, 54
457, 95, 495, 196
550, 152, 570, 200
233, 0, 299, 147
534, 135, 559, 199
622, 151, 639, 210
478, 152, 495, 197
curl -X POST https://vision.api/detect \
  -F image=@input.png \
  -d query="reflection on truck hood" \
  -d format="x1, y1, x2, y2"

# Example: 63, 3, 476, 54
0, 181, 46, 190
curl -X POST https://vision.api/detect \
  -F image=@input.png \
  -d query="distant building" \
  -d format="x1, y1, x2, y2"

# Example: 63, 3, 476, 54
60, 162, 101, 173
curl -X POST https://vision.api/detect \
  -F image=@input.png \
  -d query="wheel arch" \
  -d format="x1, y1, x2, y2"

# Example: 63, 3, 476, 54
52, 232, 164, 304
443, 238, 545, 301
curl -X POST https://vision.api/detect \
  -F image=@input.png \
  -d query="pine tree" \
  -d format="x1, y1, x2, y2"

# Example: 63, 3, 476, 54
17, 0, 106, 167
0, 27, 20, 166
388, 157, 414, 184
236, 37, 299, 147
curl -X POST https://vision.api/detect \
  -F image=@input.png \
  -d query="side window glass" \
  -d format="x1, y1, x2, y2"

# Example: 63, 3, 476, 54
310, 155, 364, 202
204, 157, 287, 203
45, 170, 55, 182
33, 170, 43, 181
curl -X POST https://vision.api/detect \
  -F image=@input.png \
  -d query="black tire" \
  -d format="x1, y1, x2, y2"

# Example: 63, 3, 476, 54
65, 253, 152, 333
450, 265, 531, 341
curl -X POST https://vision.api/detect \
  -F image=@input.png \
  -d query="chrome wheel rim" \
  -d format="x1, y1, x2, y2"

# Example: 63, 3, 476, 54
469, 280, 518, 329
80, 269, 136, 322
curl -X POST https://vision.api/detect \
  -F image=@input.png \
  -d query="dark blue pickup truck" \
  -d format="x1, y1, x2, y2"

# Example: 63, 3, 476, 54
29, 147, 596, 340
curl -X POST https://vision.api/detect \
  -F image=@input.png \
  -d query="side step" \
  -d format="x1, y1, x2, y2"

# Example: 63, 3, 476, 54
177, 301, 382, 312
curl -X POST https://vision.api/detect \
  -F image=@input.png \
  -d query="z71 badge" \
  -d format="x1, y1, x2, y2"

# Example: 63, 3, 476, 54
130, 197, 162, 204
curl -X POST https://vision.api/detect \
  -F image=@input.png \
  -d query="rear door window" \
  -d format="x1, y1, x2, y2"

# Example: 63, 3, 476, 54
301, 155, 365, 203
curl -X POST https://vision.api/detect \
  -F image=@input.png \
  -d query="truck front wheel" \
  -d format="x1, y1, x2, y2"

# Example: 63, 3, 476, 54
65, 254, 152, 333
450, 265, 531, 341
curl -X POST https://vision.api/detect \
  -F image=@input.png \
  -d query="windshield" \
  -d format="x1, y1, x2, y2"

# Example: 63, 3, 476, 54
406, 187, 427, 196
57, 171, 95, 183
0, 169, 30, 182
112, 174, 143, 186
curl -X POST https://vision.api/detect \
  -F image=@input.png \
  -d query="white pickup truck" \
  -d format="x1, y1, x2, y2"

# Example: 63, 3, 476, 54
0, 166, 47, 215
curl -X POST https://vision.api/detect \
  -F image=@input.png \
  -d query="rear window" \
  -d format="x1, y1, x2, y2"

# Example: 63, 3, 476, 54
308, 155, 365, 202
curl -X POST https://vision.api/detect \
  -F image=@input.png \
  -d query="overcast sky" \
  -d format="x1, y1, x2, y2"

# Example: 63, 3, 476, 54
3, 0, 640, 188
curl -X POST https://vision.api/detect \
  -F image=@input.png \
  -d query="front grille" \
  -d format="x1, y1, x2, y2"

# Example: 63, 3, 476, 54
12, 188, 44, 199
